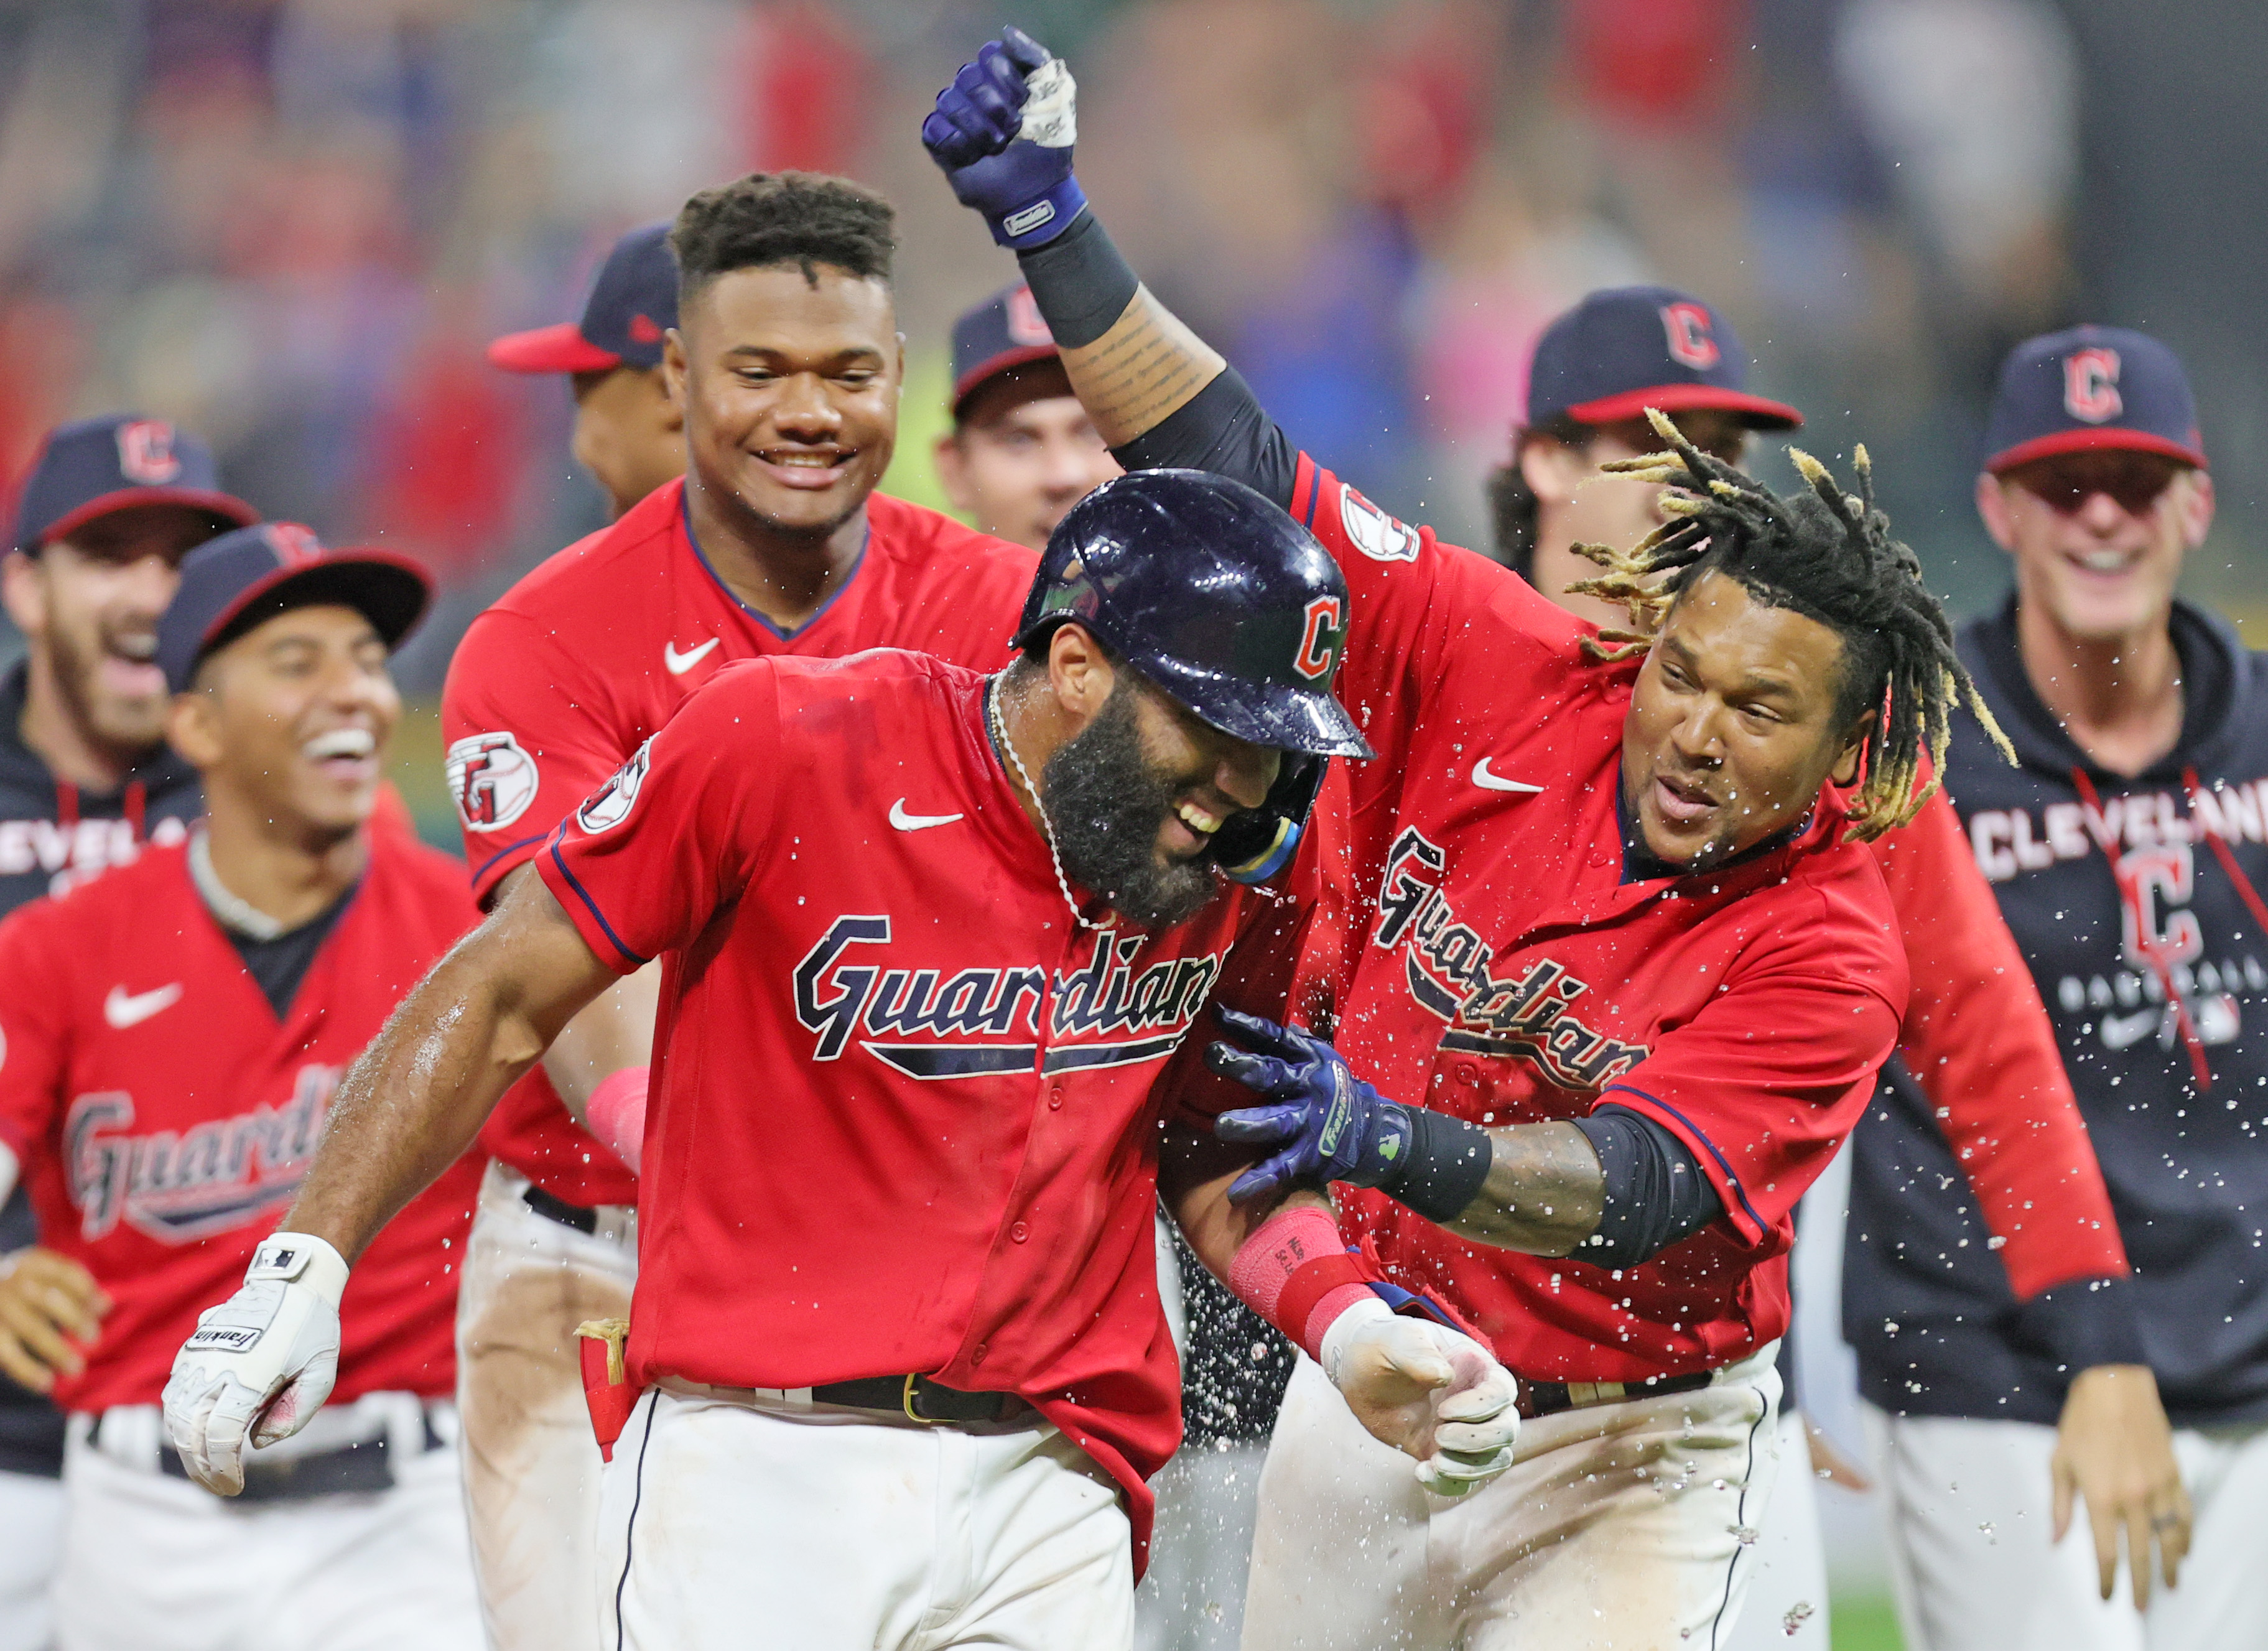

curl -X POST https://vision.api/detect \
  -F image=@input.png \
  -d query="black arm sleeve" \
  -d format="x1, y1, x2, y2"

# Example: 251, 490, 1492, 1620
1570, 1105, 1726, 1268
1016, 212, 1299, 508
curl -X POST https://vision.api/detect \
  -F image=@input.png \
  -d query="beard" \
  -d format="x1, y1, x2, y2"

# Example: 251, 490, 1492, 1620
46, 615, 165, 758
1041, 683, 1222, 931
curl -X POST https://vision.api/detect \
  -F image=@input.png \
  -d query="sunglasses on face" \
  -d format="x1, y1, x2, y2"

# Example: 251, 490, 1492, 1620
2009, 454, 2183, 516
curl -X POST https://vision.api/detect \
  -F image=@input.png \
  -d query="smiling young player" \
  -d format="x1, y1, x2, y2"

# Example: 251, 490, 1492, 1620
442, 173, 1045, 1650
164, 471, 1522, 1651
0, 525, 487, 1650
923, 34, 2019, 1646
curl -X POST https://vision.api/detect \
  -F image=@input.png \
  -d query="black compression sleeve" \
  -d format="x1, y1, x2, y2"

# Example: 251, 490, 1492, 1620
1570, 1106, 1726, 1268
1382, 1107, 1495, 1225
1015, 211, 1298, 507
1014, 211, 1137, 348
1110, 368, 1299, 509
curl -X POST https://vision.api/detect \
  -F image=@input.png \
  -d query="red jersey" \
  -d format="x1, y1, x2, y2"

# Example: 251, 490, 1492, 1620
442, 480, 1039, 1206
0, 832, 488, 1413
537, 650, 1319, 1566
1211, 456, 1912, 1381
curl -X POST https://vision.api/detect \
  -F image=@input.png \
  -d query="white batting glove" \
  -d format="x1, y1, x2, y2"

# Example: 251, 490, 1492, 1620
1323, 1299, 1520, 1495
162, 1232, 349, 1495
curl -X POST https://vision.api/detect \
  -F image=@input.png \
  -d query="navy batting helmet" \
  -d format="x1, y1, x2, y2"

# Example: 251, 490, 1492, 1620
1015, 469, 1372, 761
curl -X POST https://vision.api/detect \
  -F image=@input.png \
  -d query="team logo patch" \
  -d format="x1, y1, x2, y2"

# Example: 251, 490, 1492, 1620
628, 312, 665, 343
577, 740, 653, 834
2064, 347, 2123, 423
1339, 488, 1418, 564
1293, 596, 1345, 682
1373, 829, 1649, 1091
1661, 302, 1721, 370
114, 419, 182, 485
447, 732, 541, 832
1005, 284, 1052, 345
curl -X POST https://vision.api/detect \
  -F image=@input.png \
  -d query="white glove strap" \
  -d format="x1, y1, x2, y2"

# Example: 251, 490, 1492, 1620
1319, 1296, 1395, 1387
1020, 58, 1077, 147
246, 1233, 350, 1308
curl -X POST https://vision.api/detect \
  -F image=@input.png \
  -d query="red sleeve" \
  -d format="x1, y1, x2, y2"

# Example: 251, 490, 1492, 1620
0, 902, 68, 1169
1599, 896, 1907, 1251
444, 607, 642, 907
536, 663, 787, 974
1872, 788, 2130, 1296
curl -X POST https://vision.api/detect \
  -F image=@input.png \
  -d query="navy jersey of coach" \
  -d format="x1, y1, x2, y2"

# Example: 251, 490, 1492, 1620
1847, 598, 2268, 1429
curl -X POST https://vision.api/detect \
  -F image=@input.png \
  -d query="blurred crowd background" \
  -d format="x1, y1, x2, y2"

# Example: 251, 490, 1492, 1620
3, 2, 2264, 1640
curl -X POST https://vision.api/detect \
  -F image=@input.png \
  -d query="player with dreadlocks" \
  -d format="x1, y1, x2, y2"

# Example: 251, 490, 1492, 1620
922, 34, 2024, 1648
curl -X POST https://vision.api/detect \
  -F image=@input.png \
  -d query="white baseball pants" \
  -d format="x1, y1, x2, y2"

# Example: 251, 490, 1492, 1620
1865, 1405, 2268, 1651
455, 1159, 637, 1651
52, 1396, 480, 1651
0, 1466, 61, 1651
598, 1383, 1134, 1650
1138, 1438, 1271, 1651
1720, 1410, 1831, 1649
1241, 1344, 1783, 1651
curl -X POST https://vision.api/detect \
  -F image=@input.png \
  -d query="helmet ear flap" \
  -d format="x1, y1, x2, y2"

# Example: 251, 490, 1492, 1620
1214, 754, 1327, 885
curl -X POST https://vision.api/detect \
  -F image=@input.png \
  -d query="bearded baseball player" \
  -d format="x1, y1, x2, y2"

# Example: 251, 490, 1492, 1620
0, 525, 486, 1649
926, 34, 2027, 1645
0, 414, 256, 1649
1490, 289, 2171, 1649
164, 470, 1522, 1651
1849, 327, 2263, 1651
444, 174, 1048, 1648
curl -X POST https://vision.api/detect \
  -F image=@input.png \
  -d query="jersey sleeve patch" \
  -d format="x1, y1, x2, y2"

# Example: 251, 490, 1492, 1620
447, 732, 541, 832
575, 740, 654, 835
1337, 485, 1420, 564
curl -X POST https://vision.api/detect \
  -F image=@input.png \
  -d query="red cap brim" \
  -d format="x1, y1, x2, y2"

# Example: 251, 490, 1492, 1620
486, 323, 624, 375
1987, 427, 2208, 474
952, 344, 1066, 415
35, 486, 260, 551
1563, 383, 1805, 432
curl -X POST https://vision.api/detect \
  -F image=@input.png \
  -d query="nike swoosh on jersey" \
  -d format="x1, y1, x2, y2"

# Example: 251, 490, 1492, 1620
2099, 1007, 2164, 1051
105, 982, 184, 1028
890, 799, 965, 832
1471, 759, 1545, 794
664, 638, 722, 675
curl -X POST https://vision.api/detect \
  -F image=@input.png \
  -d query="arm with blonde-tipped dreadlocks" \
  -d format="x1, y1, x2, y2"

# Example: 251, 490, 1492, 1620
1564, 408, 2016, 838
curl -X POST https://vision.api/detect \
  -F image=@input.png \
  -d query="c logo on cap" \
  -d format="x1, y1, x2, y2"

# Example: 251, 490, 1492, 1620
1293, 595, 1345, 683
2063, 348, 2123, 424
115, 421, 182, 486
1005, 285, 1052, 346
1661, 303, 1721, 371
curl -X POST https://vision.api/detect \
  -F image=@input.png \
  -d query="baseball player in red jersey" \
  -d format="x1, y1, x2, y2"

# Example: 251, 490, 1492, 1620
921, 36, 2027, 1644
163, 470, 1524, 1651
1487, 289, 2167, 1648
445, 179, 1050, 1647
0, 525, 486, 1649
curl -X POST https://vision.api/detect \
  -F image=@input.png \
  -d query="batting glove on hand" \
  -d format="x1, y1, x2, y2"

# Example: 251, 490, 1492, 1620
162, 1233, 348, 1495
1209, 1007, 1414, 1203
921, 26, 1086, 248
1325, 1300, 1519, 1495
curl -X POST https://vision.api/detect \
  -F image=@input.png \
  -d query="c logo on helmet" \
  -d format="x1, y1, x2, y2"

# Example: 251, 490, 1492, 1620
1661, 303, 1721, 370
2064, 348, 2123, 424
1293, 596, 1345, 683
115, 420, 182, 485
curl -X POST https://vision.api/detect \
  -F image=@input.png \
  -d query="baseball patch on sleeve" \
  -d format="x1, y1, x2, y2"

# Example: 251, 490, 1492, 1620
1339, 487, 1419, 563
447, 733, 541, 832
575, 740, 653, 835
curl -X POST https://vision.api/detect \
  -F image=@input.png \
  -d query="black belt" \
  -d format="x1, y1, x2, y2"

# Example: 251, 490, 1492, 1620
95, 1411, 445, 1503
1518, 1368, 1714, 1421
809, 1374, 1029, 1425
524, 1183, 600, 1235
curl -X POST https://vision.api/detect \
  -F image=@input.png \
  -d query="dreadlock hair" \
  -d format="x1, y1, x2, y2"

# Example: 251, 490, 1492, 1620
671, 172, 897, 302
1567, 408, 2015, 840
1486, 412, 1594, 576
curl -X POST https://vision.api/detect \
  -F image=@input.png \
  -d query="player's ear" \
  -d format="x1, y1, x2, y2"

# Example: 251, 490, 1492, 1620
1828, 712, 1872, 788
646, 366, 684, 434
1519, 431, 1590, 510
166, 684, 224, 771
1046, 621, 1115, 727
2177, 466, 2215, 547
0, 551, 44, 640
933, 430, 976, 515
1974, 472, 2018, 552
662, 327, 689, 407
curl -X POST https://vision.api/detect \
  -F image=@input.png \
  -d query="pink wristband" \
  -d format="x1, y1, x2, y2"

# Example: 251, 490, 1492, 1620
1227, 1206, 1378, 1362
585, 1067, 649, 1175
